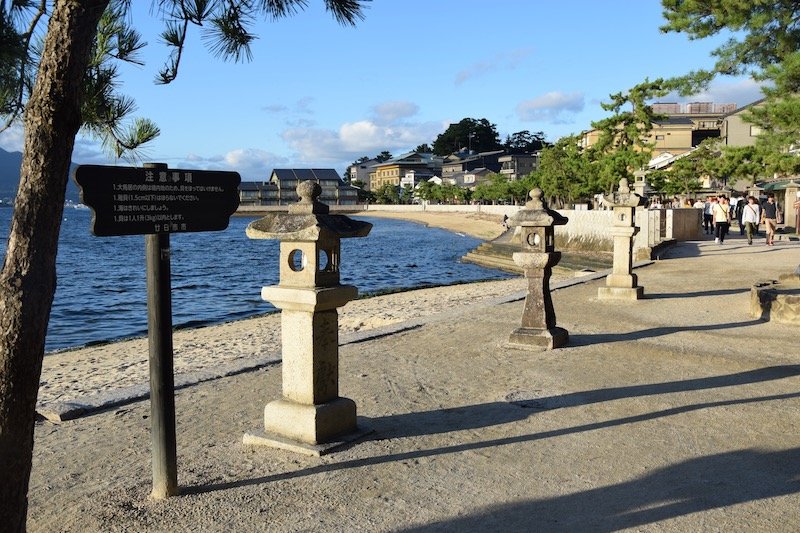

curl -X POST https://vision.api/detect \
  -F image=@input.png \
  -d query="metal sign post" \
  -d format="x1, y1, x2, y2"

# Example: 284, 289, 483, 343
146, 231, 177, 497
73, 162, 240, 498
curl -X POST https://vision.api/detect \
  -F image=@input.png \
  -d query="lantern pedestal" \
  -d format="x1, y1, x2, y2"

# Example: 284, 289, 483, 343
243, 285, 368, 455
507, 250, 569, 349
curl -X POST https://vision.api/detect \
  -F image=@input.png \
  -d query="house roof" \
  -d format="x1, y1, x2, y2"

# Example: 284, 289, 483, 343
370, 152, 441, 169
271, 169, 342, 182
653, 117, 696, 126
445, 149, 505, 163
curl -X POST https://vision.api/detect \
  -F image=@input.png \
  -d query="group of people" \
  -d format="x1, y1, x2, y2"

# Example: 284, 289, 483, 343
696, 193, 781, 245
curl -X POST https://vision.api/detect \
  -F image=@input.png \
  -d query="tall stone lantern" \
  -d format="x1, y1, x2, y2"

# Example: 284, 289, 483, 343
506, 188, 569, 350
597, 178, 647, 301
243, 181, 372, 455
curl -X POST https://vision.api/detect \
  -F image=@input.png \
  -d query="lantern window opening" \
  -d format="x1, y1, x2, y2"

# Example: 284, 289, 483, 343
288, 249, 306, 272
321, 247, 340, 273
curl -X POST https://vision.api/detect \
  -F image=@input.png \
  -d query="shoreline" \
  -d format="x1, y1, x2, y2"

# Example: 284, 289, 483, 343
37, 276, 543, 415
353, 209, 506, 241
35, 211, 553, 418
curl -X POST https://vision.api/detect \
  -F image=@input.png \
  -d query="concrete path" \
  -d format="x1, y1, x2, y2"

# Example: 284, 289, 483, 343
28, 234, 800, 532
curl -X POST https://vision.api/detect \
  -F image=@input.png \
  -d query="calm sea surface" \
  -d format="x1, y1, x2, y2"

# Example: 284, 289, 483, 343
0, 208, 509, 352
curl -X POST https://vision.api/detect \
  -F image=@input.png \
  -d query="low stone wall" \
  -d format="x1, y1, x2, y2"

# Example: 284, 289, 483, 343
554, 210, 614, 253
237, 204, 703, 259
364, 203, 519, 217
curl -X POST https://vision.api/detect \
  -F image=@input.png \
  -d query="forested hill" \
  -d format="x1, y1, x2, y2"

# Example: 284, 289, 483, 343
0, 148, 80, 204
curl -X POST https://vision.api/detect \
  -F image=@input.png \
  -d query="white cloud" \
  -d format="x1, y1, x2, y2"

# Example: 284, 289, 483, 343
455, 47, 534, 85
0, 124, 24, 152
516, 91, 585, 123
371, 101, 420, 123
282, 119, 442, 165
682, 78, 765, 107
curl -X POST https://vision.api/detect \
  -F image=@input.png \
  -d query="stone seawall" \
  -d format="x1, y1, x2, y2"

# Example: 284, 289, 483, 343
238, 204, 703, 261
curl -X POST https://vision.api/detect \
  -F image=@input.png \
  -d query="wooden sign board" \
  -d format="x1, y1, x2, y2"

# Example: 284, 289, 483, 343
73, 164, 241, 236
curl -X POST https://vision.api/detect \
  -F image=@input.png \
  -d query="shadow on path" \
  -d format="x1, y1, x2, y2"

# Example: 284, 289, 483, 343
188, 366, 800, 509
568, 318, 763, 346
644, 287, 749, 300
369, 365, 800, 439
401, 446, 800, 532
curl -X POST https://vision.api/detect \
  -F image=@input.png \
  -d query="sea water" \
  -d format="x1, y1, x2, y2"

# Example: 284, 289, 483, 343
0, 208, 510, 351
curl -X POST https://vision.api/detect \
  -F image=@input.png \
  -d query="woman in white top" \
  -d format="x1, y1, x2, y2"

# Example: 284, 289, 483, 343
713, 195, 731, 244
741, 195, 761, 245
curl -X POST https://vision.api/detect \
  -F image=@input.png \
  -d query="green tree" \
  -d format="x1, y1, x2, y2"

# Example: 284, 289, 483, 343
649, 157, 703, 196
376, 150, 393, 162
400, 183, 414, 204
661, 0, 800, 176
503, 130, 546, 154
714, 144, 768, 187
589, 79, 674, 194
373, 183, 399, 204
349, 179, 373, 202
432, 117, 502, 156
533, 134, 594, 208
509, 174, 536, 205
0, 1, 367, 529
414, 143, 432, 153
416, 179, 436, 202
661, 1, 800, 79
473, 173, 510, 204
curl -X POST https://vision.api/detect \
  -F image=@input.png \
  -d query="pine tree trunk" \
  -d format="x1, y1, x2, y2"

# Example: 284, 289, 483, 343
0, 1, 108, 530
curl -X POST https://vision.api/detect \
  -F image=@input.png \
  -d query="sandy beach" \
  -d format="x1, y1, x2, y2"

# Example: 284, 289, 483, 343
37, 210, 522, 414
354, 209, 507, 241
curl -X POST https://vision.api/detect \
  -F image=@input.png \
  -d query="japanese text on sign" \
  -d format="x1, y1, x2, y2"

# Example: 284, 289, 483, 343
73, 165, 241, 236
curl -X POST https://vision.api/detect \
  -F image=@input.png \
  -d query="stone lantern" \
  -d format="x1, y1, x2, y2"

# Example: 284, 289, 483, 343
597, 178, 647, 301
506, 188, 569, 350
243, 181, 372, 455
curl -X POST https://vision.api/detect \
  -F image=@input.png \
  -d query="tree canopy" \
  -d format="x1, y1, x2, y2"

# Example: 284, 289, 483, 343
431, 118, 502, 156
503, 130, 547, 154
661, 0, 800, 177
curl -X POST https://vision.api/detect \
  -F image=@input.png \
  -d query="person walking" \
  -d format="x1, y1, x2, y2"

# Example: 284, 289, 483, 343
713, 195, 731, 244
734, 195, 746, 235
762, 193, 778, 246
703, 196, 716, 235
741, 195, 761, 245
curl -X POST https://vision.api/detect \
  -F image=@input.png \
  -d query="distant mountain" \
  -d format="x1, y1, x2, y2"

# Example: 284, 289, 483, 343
0, 147, 80, 204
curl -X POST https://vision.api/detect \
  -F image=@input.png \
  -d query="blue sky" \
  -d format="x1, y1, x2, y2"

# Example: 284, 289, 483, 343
0, 1, 764, 180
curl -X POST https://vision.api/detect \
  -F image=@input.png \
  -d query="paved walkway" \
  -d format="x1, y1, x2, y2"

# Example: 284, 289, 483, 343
28, 235, 800, 532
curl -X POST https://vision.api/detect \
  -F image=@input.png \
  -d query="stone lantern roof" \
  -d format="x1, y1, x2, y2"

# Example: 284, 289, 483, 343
245, 181, 371, 241
508, 188, 568, 228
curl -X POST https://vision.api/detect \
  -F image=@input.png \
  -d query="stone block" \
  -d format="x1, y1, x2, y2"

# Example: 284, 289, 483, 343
507, 326, 568, 350
259, 397, 357, 445
597, 286, 644, 301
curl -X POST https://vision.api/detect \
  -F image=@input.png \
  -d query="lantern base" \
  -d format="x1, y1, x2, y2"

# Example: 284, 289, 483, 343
506, 326, 568, 350
597, 286, 644, 301
244, 397, 363, 455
